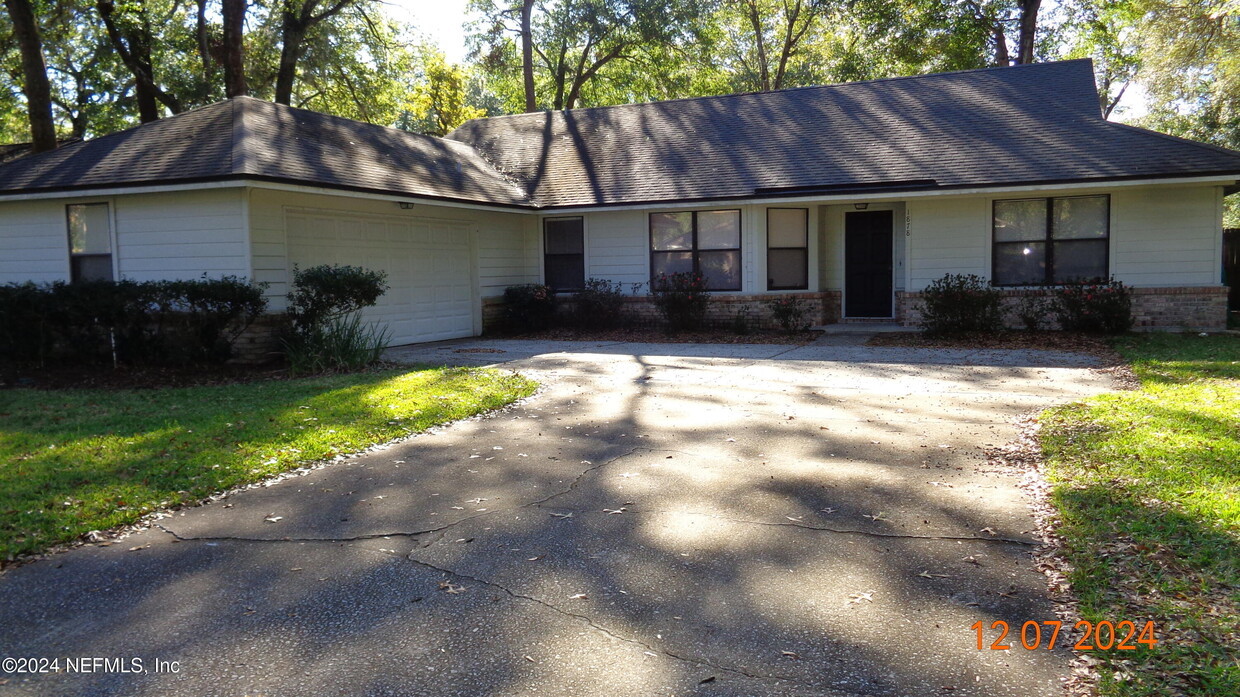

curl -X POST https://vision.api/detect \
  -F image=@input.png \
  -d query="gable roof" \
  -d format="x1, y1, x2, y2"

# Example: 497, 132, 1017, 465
448, 59, 1240, 208
0, 98, 530, 206
1, 60, 1239, 210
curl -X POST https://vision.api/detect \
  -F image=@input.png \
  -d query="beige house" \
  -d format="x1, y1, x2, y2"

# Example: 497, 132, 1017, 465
0, 59, 1235, 345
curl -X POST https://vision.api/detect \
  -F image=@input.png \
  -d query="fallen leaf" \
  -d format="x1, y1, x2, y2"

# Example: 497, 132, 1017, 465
603, 508, 627, 515
569, 593, 589, 600
781, 651, 801, 660
264, 515, 283, 523
918, 571, 949, 579
549, 512, 573, 519
848, 591, 875, 604
980, 527, 997, 536
527, 555, 545, 561
438, 581, 466, 594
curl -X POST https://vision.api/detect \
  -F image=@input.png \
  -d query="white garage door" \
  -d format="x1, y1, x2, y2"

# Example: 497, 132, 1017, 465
286, 209, 476, 345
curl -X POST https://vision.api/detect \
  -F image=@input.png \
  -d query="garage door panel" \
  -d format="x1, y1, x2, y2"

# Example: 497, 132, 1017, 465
286, 210, 474, 346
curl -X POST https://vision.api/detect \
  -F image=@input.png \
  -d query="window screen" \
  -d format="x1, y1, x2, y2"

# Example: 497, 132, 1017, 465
67, 203, 113, 282
544, 217, 585, 291
767, 208, 808, 290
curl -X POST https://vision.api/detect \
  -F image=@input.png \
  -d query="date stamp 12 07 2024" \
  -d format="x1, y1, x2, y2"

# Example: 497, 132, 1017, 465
973, 620, 1158, 651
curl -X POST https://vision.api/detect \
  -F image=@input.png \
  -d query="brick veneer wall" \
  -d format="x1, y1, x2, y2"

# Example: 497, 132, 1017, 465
896, 286, 1228, 331
228, 314, 288, 364
483, 291, 843, 333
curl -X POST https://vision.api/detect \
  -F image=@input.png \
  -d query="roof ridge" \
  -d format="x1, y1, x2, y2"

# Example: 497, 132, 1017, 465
453, 59, 1095, 128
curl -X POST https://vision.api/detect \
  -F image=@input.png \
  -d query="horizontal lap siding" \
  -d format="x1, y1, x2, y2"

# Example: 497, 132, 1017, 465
247, 188, 535, 311
1111, 186, 1221, 287
0, 200, 66, 282
583, 210, 649, 288
907, 197, 989, 290
114, 189, 248, 281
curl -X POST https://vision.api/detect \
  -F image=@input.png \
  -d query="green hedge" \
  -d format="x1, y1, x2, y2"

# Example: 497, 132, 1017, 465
0, 277, 268, 366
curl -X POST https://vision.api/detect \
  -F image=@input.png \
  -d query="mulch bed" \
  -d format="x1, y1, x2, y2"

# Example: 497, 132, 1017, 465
499, 327, 823, 345
0, 361, 291, 391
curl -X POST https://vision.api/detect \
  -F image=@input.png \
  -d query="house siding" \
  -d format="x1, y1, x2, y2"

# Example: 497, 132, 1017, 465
0, 199, 70, 283
114, 189, 248, 280
246, 188, 536, 311
0, 189, 249, 285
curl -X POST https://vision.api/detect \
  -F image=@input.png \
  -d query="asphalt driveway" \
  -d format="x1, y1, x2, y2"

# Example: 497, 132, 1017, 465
0, 339, 1114, 696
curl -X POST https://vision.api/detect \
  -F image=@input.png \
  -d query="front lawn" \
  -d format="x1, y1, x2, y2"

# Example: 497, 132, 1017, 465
0, 366, 536, 560
1040, 333, 1240, 696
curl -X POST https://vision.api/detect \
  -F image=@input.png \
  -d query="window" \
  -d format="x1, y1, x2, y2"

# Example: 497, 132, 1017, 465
66, 203, 113, 282
544, 217, 584, 291
650, 210, 741, 291
992, 195, 1109, 286
767, 208, 808, 290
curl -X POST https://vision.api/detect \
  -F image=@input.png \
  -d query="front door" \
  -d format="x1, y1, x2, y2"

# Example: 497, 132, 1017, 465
844, 210, 894, 318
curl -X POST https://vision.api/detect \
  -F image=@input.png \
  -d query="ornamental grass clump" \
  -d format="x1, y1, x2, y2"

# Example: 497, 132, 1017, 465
918, 273, 1004, 335
651, 271, 709, 332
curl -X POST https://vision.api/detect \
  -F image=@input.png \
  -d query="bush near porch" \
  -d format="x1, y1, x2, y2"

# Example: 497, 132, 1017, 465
1040, 333, 1240, 696
0, 366, 537, 561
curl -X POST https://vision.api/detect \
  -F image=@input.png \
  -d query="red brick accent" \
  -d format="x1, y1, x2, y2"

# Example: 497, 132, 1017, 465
896, 286, 1228, 331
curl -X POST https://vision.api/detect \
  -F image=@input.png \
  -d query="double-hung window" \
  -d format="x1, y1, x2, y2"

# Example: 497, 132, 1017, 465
992, 195, 1109, 286
544, 217, 585, 292
650, 210, 741, 291
767, 208, 808, 290
66, 203, 114, 282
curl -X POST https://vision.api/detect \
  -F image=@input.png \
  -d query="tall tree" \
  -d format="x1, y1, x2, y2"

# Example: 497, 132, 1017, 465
95, 0, 183, 120
726, 0, 836, 92
3, 0, 56, 150
274, 0, 357, 105
519, 0, 535, 111
222, 0, 246, 96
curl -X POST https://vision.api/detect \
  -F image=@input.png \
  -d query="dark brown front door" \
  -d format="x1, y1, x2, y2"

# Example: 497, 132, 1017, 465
844, 210, 894, 318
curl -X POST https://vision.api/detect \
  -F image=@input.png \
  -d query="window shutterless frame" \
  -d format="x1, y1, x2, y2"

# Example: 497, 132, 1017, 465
991, 194, 1110, 287
766, 207, 809, 291
543, 216, 585, 292
65, 202, 115, 282
648, 209, 742, 291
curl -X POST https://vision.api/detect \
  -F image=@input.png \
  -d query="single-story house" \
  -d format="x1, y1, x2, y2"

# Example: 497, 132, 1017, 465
0, 58, 1236, 350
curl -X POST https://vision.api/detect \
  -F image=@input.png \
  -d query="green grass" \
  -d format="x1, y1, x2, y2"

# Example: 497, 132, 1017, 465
1040, 333, 1240, 696
0, 366, 536, 560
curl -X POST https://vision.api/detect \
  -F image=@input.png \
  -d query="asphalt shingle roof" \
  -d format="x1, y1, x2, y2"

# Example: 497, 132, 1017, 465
2, 60, 1239, 209
0, 98, 529, 206
448, 59, 1240, 208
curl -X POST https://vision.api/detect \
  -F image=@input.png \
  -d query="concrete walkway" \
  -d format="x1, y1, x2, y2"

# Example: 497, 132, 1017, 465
0, 338, 1114, 696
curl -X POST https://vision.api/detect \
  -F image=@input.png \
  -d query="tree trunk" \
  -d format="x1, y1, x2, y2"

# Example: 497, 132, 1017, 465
744, 0, 771, 91
5, 0, 57, 152
274, 22, 307, 104
992, 21, 1010, 66
222, 0, 247, 97
521, 0, 536, 112
96, 0, 182, 119
1016, 0, 1041, 65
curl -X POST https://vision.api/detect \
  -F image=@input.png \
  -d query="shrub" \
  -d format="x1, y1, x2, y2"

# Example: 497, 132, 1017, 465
731, 304, 755, 335
0, 276, 267, 366
1053, 278, 1134, 334
287, 264, 389, 337
284, 314, 391, 375
918, 273, 1004, 335
283, 264, 390, 373
651, 271, 709, 332
503, 284, 556, 330
1014, 289, 1051, 332
766, 296, 812, 333
570, 278, 626, 329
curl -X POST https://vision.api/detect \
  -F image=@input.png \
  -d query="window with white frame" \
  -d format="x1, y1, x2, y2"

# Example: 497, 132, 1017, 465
767, 208, 808, 290
66, 203, 113, 282
544, 217, 584, 291
992, 195, 1109, 286
650, 210, 741, 290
